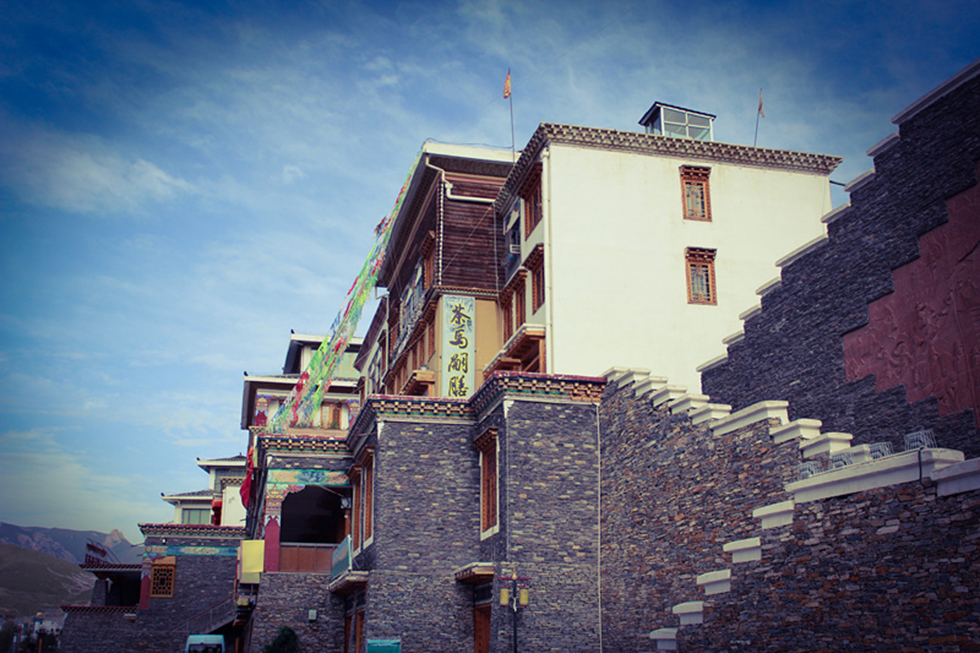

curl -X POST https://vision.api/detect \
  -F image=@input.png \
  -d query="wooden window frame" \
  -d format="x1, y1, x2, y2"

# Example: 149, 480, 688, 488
685, 247, 717, 305
525, 244, 545, 313
150, 557, 176, 598
363, 450, 374, 543
514, 277, 526, 329
521, 164, 543, 239
351, 465, 362, 550
680, 166, 711, 221
475, 428, 498, 537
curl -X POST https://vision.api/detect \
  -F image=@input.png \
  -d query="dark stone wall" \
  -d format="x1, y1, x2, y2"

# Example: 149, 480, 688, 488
355, 418, 481, 651
683, 480, 980, 652
600, 375, 980, 652
489, 398, 603, 653
135, 554, 238, 652
701, 74, 980, 458
63, 552, 239, 653
248, 572, 345, 653
347, 394, 603, 652
61, 612, 139, 653
599, 380, 799, 652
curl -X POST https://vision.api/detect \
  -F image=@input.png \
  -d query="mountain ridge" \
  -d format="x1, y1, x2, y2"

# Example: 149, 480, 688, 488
0, 523, 141, 565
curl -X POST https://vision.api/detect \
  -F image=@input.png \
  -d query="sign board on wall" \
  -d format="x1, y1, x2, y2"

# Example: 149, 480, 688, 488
366, 640, 401, 653
441, 295, 476, 398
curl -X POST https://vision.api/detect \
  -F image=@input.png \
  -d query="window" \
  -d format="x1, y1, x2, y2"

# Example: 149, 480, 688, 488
521, 164, 543, 239
475, 428, 498, 536
526, 244, 545, 312
680, 166, 711, 221
351, 465, 362, 550
181, 508, 209, 525
363, 451, 374, 542
150, 557, 176, 598
501, 297, 513, 341
514, 277, 526, 328
686, 248, 717, 305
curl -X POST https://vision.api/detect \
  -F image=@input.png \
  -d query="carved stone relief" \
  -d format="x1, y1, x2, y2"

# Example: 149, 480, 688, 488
843, 167, 980, 426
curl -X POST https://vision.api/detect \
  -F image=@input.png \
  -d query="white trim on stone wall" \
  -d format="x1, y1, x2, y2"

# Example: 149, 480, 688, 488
866, 133, 900, 158
753, 499, 795, 529
775, 233, 829, 268
842, 169, 875, 194
711, 400, 789, 438
933, 458, 980, 497
786, 448, 965, 503
820, 201, 852, 225
723, 536, 762, 563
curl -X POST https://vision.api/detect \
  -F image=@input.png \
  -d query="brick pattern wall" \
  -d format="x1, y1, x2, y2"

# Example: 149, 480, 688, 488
248, 573, 345, 653
683, 480, 980, 652
489, 399, 603, 653
599, 381, 798, 652
61, 611, 139, 653
701, 74, 980, 458
353, 419, 482, 651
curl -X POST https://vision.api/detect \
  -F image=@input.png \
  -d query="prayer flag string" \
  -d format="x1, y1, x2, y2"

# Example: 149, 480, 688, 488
266, 150, 421, 433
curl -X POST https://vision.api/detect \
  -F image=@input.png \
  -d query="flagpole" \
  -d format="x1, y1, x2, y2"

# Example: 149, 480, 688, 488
753, 88, 762, 147
509, 93, 516, 162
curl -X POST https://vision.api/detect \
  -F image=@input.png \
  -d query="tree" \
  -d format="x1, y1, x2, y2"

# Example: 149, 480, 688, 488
262, 626, 299, 653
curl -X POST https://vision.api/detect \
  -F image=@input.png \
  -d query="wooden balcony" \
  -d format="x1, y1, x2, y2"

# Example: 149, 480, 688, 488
278, 543, 336, 573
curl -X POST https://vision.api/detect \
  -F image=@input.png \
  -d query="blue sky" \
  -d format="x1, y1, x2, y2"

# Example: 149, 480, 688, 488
0, 0, 977, 542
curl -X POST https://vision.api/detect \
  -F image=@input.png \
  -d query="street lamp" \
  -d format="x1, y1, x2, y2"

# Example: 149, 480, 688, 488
499, 571, 530, 653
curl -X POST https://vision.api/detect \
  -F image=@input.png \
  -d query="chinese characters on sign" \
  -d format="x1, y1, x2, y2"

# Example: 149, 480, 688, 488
441, 295, 476, 398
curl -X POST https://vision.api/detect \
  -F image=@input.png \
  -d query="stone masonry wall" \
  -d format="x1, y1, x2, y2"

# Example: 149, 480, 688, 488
61, 611, 139, 653
134, 554, 238, 653
248, 572, 345, 653
682, 479, 980, 652
599, 379, 799, 652
489, 398, 603, 653
701, 73, 980, 458
357, 418, 481, 652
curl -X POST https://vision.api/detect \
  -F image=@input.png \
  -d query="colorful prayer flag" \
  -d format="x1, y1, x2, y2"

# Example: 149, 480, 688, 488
503, 70, 512, 99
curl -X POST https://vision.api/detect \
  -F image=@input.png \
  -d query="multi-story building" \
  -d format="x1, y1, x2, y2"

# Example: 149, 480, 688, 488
355, 142, 516, 400
485, 104, 842, 391
360, 105, 842, 398
162, 455, 246, 527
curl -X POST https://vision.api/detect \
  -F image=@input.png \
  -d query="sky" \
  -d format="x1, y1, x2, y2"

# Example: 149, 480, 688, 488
0, 0, 977, 543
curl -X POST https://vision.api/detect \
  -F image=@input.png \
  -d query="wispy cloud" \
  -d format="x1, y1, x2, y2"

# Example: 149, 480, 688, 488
0, 115, 194, 214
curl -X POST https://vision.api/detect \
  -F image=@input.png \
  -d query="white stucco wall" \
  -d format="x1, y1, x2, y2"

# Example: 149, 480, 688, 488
222, 484, 247, 527
539, 143, 834, 391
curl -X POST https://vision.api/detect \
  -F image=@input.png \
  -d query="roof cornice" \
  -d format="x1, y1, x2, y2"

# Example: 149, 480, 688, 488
495, 122, 843, 213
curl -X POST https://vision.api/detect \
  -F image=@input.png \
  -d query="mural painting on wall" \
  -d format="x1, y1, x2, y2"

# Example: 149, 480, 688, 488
442, 295, 476, 398
843, 170, 980, 426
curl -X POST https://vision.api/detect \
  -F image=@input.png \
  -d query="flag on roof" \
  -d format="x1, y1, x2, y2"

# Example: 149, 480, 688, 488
503, 70, 512, 99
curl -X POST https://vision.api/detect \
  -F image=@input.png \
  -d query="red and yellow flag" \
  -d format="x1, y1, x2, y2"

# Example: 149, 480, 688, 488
503, 70, 512, 99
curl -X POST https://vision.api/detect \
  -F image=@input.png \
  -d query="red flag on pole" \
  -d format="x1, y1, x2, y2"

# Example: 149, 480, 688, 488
503, 70, 512, 99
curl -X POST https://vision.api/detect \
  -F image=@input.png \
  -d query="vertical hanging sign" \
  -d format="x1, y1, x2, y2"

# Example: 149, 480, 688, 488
441, 295, 476, 398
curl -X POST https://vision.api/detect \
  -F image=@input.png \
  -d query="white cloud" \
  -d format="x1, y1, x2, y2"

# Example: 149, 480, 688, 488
0, 115, 195, 214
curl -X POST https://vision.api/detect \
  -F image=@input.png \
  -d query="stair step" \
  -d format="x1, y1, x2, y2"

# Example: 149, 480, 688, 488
696, 569, 731, 595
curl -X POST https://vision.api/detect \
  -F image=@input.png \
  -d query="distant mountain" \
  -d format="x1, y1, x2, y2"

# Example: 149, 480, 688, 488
0, 544, 95, 617
0, 523, 141, 565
